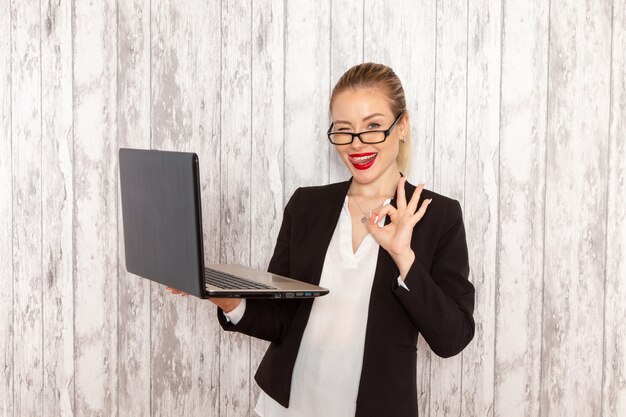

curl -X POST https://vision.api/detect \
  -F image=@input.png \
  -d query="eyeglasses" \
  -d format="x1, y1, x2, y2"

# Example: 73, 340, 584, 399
327, 111, 404, 145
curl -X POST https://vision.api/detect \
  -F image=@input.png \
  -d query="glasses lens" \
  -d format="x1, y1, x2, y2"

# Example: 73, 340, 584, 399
360, 131, 385, 143
329, 133, 353, 144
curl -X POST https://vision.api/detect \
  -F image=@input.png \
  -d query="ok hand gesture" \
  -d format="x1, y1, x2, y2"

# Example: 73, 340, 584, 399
366, 177, 432, 277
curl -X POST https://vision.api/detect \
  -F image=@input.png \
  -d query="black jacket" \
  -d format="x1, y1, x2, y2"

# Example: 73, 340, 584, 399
218, 178, 475, 416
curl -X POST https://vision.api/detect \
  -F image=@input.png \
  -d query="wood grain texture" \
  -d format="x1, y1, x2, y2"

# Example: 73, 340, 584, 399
220, 0, 253, 415
494, 2, 548, 417
602, 1, 626, 415
0, 0, 13, 415
117, 0, 151, 416
150, 1, 222, 416
72, 0, 118, 415
328, 0, 363, 184
11, 1, 43, 415
284, 0, 331, 196
190, 0, 224, 408
461, 0, 500, 416
365, 0, 436, 186
541, 1, 612, 416
41, 0, 74, 416
330, 0, 363, 84
364, 2, 437, 414
1, 2, 626, 416
430, 1, 467, 416
249, 0, 284, 413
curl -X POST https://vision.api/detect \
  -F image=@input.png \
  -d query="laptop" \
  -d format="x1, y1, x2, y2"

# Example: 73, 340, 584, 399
118, 147, 329, 299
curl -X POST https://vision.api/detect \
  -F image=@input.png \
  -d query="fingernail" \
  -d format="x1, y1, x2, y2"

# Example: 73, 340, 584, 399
374, 215, 379, 223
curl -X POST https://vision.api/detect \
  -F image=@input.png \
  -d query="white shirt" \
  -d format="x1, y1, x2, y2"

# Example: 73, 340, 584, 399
223, 196, 410, 416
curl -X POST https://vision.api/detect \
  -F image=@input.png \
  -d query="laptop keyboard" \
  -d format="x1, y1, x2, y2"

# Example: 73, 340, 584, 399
204, 268, 275, 290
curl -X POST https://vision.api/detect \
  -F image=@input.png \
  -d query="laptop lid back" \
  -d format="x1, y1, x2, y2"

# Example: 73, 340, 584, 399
119, 148, 206, 297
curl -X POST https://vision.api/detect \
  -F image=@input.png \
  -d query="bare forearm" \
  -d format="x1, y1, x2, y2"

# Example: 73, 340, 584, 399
391, 249, 415, 280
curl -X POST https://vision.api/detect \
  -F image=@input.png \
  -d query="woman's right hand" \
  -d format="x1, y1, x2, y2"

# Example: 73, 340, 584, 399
165, 287, 241, 313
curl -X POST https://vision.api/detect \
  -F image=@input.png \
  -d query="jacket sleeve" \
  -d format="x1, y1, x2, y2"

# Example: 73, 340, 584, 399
217, 188, 302, 343
393, 198, 475, 358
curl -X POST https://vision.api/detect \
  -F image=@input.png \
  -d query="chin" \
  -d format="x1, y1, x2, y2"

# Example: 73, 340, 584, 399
350, 168, 380, 184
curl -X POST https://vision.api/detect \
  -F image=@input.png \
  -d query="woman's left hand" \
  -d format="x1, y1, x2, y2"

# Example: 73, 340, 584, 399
367, 177, 432, 276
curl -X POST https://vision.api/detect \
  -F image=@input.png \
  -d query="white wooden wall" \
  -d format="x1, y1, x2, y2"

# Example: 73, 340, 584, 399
1, 1, 624, 416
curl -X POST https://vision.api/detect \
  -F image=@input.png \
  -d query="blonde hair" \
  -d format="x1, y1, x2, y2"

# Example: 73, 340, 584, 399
329, 62, 411, 175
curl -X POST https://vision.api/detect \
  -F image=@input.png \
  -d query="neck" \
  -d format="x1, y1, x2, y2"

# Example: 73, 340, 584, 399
349, 165, 402, 198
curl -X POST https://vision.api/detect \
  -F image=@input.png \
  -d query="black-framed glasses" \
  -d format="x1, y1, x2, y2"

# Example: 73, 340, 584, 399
327, 111, 404, 145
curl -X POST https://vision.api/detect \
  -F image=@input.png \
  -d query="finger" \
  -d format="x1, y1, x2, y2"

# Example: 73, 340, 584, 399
372, 204, 397, 224
411, 198, 432, 224
396, 176, 407, 210
407, 183, 425, 213
366, 212, 379, 234
166, 287, 185, 296
367, 211, 394, 234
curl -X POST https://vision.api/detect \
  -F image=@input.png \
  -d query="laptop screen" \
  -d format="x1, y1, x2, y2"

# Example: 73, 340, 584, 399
119, 148, 206, 297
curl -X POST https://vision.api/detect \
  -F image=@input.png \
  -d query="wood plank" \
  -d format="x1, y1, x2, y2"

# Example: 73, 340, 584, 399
540, 1, 612, 416
494, 2, 548, 416
364, 0, 436, 185
150, 1, 221, 416
11, 1, 43, 416
117, 1, 151, 416
364, 2, 437, 413
461, 0, 501, 416
219, 0, 253, 415
602, 1, 626, 415
72, 0, 118, 415
329, 0, 363, 183
330, 0, 362, 84
41, 0, 75, 416
430, 1, 467, 415
249, 0, 284, 413
284, 0, 331, 195
189, 1, 223, 414
0, 0, 13, 414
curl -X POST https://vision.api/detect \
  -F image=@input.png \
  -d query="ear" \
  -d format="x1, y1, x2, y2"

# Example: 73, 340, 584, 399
399, 112, 410, 136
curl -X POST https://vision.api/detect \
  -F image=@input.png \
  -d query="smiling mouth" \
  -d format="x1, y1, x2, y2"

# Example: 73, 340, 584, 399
349, 152, 378, 170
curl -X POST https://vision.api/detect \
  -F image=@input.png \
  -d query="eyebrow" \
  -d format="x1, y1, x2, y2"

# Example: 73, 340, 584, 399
333, 112, 387, 125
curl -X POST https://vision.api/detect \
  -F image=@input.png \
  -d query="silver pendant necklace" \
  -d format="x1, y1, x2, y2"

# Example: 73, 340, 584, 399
349, 193, 389, 224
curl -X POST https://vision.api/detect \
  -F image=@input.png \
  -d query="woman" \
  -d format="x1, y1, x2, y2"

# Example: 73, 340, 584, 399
168, 62, 475, 416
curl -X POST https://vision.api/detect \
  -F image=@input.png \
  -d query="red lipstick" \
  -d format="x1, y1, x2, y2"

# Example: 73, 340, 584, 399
348, 152, 377, 170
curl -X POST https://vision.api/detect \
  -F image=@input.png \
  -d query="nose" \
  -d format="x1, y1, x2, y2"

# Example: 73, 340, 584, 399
349, 135, 367, 151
